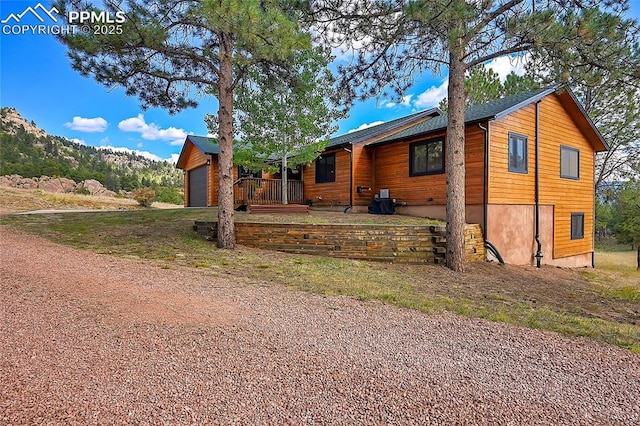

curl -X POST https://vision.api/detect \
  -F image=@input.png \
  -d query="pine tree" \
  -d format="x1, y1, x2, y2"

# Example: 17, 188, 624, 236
309, 0, 638, 271
54, 0, 312, 249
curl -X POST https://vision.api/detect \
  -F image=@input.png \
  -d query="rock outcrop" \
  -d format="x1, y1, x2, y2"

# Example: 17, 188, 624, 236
0, 174, 116, 197
76, 179, 116, 197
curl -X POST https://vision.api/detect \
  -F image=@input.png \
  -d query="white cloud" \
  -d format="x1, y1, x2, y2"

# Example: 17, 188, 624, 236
414, 79, 449, 108
385, 95, 414, 108
65, 116, 108, 133
347, 121, 385, 134
166, 153, 180, 164
118, 114, 187, 146
68, 138, 86, 146
98, 145, 163, 162
484, 54, 529, 82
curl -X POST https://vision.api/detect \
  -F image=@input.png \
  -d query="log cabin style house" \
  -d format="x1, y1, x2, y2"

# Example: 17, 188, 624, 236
176, 85, 608, 267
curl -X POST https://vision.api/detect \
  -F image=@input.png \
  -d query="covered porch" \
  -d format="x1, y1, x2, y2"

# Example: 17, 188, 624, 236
233, 177, 304, 209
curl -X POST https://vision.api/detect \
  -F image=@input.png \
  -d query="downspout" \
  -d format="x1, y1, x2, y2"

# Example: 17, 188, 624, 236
343, 145, 353, 213
478, 122, 504, 264
534, 101, 544, 268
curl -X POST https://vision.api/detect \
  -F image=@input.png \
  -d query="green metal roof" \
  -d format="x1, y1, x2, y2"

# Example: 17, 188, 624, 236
326, 108, 441, 148
186, 135, 219, 154
177, 84, 607, 167
374, 85, 560, 144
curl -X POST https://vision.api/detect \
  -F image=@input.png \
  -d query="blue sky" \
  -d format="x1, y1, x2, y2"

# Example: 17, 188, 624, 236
1, 0, 639, 163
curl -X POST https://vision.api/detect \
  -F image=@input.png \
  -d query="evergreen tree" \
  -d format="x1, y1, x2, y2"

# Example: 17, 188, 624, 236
54, 0, 312, 249
612, 181, 640, 269
439, 67, 539, 111
309, 0, 638, 271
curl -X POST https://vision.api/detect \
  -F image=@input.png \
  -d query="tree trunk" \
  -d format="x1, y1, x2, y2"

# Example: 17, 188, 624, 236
282, 153, 288, 205
445, 38, 467, 272
216, 32, 236, 249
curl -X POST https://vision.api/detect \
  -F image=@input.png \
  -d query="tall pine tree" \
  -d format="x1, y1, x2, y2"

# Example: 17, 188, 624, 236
309, 0, 638, 271
55, 0, 312, 248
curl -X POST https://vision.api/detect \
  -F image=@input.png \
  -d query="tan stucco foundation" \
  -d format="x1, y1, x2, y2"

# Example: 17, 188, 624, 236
349, 202, 593, 268
486, 204, 592, 267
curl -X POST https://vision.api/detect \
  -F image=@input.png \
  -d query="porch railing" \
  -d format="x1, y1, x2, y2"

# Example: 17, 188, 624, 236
234, 178, 304, 206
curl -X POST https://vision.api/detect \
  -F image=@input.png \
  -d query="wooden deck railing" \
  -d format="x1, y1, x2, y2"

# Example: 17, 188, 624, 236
234, 178, 304, 206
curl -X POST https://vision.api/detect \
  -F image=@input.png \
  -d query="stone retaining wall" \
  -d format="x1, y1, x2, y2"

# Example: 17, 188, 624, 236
194, 221, 485, 264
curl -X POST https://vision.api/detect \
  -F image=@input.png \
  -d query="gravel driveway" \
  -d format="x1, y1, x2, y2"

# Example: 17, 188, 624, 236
1, 227, 639, 425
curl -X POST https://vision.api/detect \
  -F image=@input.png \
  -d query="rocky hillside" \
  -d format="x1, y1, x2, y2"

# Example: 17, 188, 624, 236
0, 175, 117, 197
0, 107, 183, 203
1, 108, 46, 138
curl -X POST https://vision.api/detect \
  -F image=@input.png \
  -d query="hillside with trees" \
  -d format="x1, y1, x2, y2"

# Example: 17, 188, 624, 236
0, 107, 184, 204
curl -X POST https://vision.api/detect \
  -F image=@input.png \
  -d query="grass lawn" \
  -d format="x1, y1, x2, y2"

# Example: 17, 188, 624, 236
1, 192, 639, 353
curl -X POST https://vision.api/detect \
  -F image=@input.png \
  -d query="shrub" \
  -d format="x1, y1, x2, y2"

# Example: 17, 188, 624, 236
153, 186, 184, 205
132, 187, 156, 207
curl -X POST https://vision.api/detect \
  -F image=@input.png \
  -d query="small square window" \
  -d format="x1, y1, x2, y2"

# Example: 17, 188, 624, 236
409, 138, 444, 176
315, 153, 335, 183
508, 133, 528, 173
561, 146, 580, 179
571, 212, 584, 240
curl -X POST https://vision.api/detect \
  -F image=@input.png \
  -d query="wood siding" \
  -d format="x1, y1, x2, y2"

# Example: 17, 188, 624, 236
182, 144, 207, 170
489, 95, 595, 259
179, 140, 246, 207
488, 103, 536, 204
352, 144, 375, 206
302, 148, 351, 206
368, 126, 485, 206
180, 141, 208, 207
540, 96, 595, 259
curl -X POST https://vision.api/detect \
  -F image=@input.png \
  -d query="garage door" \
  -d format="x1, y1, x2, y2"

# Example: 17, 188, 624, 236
188, 165, 208, 207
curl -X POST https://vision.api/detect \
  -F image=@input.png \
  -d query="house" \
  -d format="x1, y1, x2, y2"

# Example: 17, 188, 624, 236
176, 85, 607, 267
176, 135, 283, 208
176, 108, 441, 208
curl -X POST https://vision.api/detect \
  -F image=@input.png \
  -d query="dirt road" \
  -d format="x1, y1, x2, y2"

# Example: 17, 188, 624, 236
1, 226, 638, 424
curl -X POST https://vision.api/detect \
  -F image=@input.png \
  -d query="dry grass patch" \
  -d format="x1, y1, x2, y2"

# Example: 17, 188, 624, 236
1, 198, 638, 352
0, 186, 180, 214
